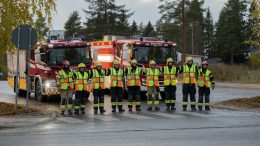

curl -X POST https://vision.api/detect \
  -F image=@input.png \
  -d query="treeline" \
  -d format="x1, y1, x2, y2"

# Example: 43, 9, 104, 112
64, 0, 259, 65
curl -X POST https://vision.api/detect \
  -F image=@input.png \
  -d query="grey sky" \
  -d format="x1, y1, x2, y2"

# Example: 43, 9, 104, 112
52, 0, 228, 30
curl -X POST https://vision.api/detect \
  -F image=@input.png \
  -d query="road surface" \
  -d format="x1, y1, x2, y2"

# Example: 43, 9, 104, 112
0, 81, 260, 146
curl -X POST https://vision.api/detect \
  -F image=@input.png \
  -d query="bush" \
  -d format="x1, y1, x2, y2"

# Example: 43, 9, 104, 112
209, 64, 260, 84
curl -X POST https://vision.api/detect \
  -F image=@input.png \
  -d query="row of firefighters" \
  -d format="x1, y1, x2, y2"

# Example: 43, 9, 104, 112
56, 57, 215, 115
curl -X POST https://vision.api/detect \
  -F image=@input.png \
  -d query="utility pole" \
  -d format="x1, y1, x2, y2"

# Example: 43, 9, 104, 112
181, 0, 187, 63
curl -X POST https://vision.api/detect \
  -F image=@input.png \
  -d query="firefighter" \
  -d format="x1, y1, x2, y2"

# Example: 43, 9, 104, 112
106, 60, 125, 113
73, 63, 90, 115
125, 59, 143, 112
90, 62, 106, 114
179, 57, 198, 111
146, 60, 160, 111
161, 58, 179, 111
197, 60, 215, 111
56, 60, 74, 115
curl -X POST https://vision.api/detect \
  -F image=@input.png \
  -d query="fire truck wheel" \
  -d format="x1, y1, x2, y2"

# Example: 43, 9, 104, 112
35, 80, 46, 102
140, 91, 147, 101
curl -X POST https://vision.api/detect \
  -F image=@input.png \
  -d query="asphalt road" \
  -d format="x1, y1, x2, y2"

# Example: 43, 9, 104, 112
0, 81, 260, 146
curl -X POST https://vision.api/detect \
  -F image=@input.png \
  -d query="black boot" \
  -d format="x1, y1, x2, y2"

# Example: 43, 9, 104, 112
171, 105, 176, 111
94, 107, 98, 114
205, 106, 210, 111
166, 105, 170, 111
183, 105, 187, 111
74, 109, 79, 115
118, 105, 125, 112
147, 106, 152, 111
81, 109, 85, 115
100, 107, 106, 114
155, 106, 160, 111
128, 105, 133, 112
61, 111, 65, 115
198, 106, 203, 111
136, 105, 141, 111
191, 105, 197, 111
68, 110, 73, 115
112, 106, 116, 113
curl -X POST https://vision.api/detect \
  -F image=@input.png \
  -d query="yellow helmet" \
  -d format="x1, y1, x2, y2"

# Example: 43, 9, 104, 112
95, 61, 102, 67
186, 56, 193, 63
149, 60, 156, 66
166, 58, 174, 64
131, 59, 137, 64
78, 63, 86, 68
113, 60, 120, 65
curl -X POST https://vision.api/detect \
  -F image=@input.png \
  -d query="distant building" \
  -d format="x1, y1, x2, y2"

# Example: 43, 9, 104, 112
47, 30, 65, 40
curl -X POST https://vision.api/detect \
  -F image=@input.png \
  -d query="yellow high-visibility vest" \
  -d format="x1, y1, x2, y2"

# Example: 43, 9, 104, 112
198, 68, 212, 88
92, 69, 105, 89
126, 67, 141, 86
75, 71, 89, 91
146, 68, 159, 87
110, 68, 123, 87
163, 66, 177, 86
182, 65, 196, 84
57, 70, 74, 90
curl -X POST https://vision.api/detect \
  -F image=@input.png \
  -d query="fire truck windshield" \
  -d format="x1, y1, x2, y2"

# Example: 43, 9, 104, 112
46, 46, 91, 66
132, 46, 175, 64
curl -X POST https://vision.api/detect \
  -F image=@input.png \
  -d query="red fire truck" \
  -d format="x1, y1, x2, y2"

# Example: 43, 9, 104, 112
7, 40, 92, 101
91, 36, 177, 99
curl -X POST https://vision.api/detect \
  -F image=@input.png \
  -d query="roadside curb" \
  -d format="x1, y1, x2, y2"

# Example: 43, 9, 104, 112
0, 112, 58, 129
211, 104, 241, 111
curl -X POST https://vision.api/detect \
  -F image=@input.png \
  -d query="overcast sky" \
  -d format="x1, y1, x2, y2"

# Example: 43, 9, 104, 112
52, 0, 228, 30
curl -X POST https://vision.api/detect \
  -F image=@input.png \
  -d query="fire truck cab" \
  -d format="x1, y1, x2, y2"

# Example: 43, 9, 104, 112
7, 39, 92, 101
91, 36, 177, 99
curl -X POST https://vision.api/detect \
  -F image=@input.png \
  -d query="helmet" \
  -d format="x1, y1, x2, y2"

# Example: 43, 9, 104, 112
131, 59, 137, 64
166, 58, 174, 64
149, 60, 156, 65
113, 60, 120, 65
78, 63, 86, 68
95, 61, 102, 67
63, 60, 70, 66
186, 56, 193, 63
201, 60, 208, 65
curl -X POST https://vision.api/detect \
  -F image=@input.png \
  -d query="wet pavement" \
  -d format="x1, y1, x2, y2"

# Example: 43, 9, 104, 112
0, 81, 260, 146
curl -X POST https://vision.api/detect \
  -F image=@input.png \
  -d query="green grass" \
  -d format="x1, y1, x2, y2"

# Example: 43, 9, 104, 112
209, 64, 260, 84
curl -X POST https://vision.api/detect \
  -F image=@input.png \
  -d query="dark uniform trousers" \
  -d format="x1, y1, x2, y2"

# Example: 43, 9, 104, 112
111, 87, 124, 110
128, 86, 141, 110
182, 84, 196, 109
93, 89, 105, 111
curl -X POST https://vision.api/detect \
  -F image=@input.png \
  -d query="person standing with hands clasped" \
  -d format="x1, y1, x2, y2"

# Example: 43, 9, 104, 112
197, 60, 215, 111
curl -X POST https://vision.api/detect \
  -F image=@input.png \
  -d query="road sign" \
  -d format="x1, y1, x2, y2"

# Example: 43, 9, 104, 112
11, 25, 37, 113
11, 25, 37, 50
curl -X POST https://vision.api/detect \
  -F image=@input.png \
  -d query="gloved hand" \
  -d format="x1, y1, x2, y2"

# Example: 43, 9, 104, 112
211, 81, 215, 90
156, 87, 160, 92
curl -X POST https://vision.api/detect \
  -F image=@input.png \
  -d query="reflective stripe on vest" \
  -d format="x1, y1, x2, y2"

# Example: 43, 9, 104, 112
146, 68, 159, 87
163, 66, 177, 86
92, 69, 105, 89
198, 68, 212, 88
110, 68, 123, 87
126, 67, 141, 86
182, 65, 196, 84
58, 70, 74, 90
75, 71, 89, 91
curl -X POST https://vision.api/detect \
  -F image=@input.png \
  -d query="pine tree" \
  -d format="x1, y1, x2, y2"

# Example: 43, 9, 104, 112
203, 7, 214, 57
143, 21, 156, 37
84, 0, 133, 39
138, 22, 145, 35
64, 11, 82, 38
130, 21, 138, 35
215, 0, 248, 64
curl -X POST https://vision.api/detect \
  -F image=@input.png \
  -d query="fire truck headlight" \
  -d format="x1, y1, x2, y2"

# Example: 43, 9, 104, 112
45, 82, 50, 88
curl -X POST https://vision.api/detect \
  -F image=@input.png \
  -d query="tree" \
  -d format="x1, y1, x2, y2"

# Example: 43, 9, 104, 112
187, 0, 205, 55
138, 22, 145, 35
64, 11, 83, 38
84, 0, 133, 39
0, 0, 56, 53
130, 21, 138, 35
35, 17, 49, 40
215, 0, 248, 64
143, 21, 156, 37
246, 0, 260, 48
203, 7, 214, 57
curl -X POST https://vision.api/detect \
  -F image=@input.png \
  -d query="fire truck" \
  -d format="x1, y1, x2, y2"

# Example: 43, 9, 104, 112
7, 39, 92, 101
91, 36, 177, 99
